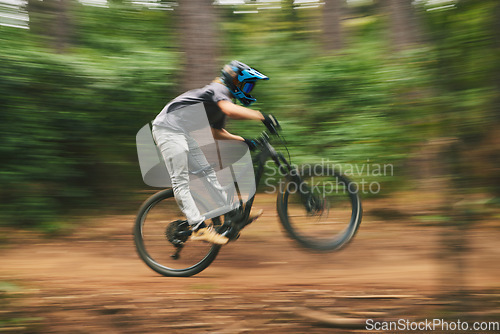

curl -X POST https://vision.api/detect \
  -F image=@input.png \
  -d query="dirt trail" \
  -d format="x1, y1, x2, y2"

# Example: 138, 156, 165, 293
1, 195, 500, 333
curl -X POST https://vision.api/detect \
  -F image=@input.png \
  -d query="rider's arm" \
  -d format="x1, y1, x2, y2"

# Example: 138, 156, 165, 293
211, 128, 244, 141
217, 100, 265, 121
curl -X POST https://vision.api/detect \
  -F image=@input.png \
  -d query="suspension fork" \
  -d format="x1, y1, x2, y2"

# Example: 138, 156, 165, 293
244, 143, 317, 217
275, 153, 322, 213
234, 144, 281, 219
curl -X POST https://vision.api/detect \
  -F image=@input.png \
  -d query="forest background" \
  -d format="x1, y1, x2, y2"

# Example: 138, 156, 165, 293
0, 0, 499, 229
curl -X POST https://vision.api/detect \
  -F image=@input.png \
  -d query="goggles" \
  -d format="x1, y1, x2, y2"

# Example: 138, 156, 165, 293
239, 81, 255, 94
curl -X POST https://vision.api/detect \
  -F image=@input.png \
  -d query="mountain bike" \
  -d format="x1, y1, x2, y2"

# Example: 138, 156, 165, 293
133, 125, 362, 277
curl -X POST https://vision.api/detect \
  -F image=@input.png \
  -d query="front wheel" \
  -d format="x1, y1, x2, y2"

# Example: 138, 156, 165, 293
277, 165, 362, 251
133, 189, 221, 277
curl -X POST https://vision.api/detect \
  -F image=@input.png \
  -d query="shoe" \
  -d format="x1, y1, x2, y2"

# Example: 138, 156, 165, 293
191, 226, 228, 245
248, 209, 263, 222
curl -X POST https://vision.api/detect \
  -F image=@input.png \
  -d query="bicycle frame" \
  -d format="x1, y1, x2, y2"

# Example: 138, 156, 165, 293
237, 132, 302, 223
135, 121, 362, 277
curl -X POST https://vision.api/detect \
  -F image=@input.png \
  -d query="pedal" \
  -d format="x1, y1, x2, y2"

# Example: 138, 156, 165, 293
238, 209, 263, 229
220, 226, 240, 241
219, 210, 263, 242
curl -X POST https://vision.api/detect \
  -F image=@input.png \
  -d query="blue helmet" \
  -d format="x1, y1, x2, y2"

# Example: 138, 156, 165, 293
221, 60, 269, 106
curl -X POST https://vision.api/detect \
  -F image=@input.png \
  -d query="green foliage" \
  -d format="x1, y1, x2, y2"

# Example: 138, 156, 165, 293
225, 1, 499, 196
0, 7, 178, 226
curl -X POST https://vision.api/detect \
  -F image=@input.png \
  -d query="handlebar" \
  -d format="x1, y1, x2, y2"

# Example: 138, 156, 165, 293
258, 123, 289, 150
255, 114, 287, 156
259, 131, 270, 143
262, 113, 281, 135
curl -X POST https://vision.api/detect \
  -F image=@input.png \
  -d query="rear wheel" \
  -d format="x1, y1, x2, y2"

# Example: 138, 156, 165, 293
277, 165, 362, 251
133, 189, 221, 277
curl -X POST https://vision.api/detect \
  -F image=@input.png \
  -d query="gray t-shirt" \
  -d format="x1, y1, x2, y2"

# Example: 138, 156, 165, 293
152, 82, 232, 131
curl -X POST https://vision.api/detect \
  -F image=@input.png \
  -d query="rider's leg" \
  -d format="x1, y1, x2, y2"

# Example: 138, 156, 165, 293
185, 137, 266, 227
153, 126, 205, 227
186, 136, 239, 215
153, 126, 228, 245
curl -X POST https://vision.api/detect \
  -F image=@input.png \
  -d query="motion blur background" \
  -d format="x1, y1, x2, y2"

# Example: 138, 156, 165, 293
1, 0, 499, 226
1, 0, 500, 331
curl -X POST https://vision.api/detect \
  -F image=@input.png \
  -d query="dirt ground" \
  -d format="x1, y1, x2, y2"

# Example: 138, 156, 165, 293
1, 193, 500, 333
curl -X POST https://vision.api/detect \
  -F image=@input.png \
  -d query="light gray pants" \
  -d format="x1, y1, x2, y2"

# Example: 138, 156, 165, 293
152, 125, 234, 227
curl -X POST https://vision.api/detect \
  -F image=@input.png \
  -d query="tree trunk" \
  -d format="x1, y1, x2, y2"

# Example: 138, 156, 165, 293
493, 0, 500, 120
281, 0, 298, 36
54, 0, 71, 53
490, 0, 500, 194
27, 0, 72, 53
322, 0, 344, 51
176, 0, 220, 92
385, 0, 420, 50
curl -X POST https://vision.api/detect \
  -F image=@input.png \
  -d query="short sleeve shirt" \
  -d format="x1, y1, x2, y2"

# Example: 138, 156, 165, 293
152, 82, 232, 130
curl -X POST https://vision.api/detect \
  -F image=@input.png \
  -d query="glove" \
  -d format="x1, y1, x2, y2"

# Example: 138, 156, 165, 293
262, 114, 280, 134
243, 138, 258, 151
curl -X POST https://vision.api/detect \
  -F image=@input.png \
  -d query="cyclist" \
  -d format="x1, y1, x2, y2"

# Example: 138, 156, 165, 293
152, 60, 279, 245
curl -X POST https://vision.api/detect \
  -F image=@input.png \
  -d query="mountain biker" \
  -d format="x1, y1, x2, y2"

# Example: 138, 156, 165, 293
152, 60, 279, 245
